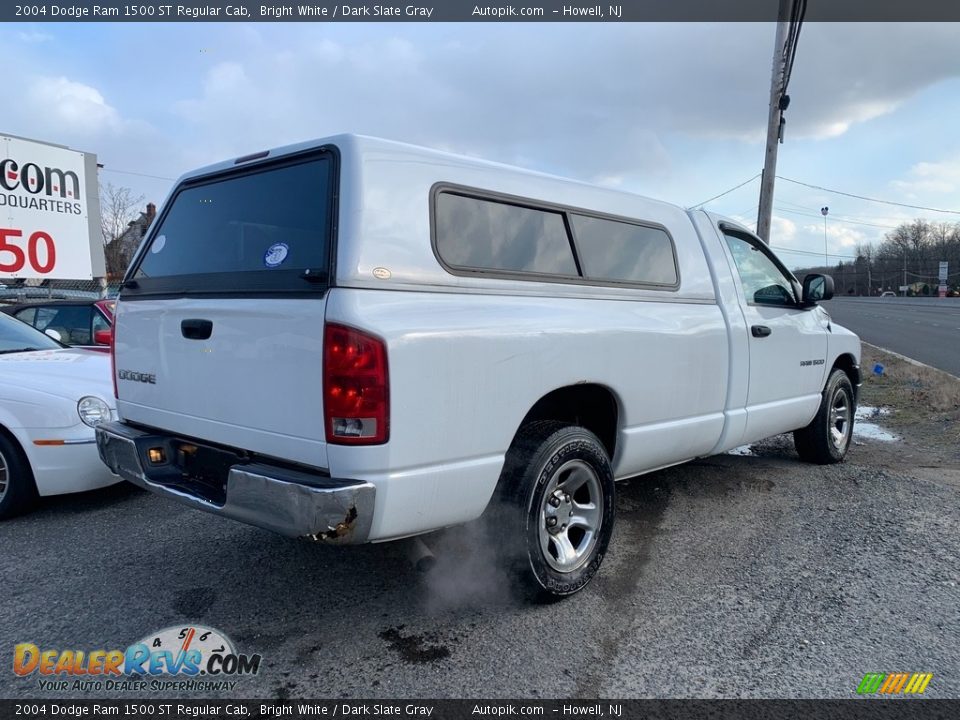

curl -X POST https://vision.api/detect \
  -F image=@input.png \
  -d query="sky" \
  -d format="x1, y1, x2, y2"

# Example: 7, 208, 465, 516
5, 21, 960, 270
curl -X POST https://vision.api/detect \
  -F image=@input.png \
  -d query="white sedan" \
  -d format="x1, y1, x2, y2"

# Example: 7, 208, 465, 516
0, 313, 120, 518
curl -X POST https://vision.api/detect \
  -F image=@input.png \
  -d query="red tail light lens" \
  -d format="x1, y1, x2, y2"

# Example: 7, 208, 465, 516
323, 323, 389, 445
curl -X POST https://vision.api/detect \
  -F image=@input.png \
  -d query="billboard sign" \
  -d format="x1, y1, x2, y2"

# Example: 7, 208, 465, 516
939, 261, 949, 281
0, 135, 103, 279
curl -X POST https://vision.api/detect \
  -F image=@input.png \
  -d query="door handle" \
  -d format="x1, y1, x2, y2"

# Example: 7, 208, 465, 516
181, 319, 213, 340
751, 325, 772, 338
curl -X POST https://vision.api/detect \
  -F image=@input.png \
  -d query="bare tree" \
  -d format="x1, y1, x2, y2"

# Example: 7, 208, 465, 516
100, 182, 145, 279
795, 220, 960, 296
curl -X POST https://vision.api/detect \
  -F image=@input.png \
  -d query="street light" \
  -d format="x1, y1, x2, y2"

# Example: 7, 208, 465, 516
820, 206, 829, 267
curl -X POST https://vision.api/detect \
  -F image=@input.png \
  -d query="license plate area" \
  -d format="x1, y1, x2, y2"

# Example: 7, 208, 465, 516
136, 436, 247, 506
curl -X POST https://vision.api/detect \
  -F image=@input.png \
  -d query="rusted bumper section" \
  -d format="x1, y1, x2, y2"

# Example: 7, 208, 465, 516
95, 421, 374, 544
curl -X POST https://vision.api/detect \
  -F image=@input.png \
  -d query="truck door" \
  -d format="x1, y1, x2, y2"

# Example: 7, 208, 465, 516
720, 229, 828, 443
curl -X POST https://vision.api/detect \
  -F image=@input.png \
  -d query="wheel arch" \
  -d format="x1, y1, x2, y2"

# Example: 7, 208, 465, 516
512, 383, 620, 461
831, 353, 862, 403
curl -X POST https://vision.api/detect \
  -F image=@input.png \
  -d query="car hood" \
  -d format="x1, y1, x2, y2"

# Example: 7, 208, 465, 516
0, 348, 114, 403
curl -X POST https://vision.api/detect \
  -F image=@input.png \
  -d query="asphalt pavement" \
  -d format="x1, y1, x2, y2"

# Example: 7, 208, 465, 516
2, 428, 958, 699
823, 297, 960, 376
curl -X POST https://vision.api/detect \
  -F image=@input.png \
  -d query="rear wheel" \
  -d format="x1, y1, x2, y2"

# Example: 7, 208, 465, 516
495, 422, 615, 600
794, 369, 855, 464
0, 433, 37, 520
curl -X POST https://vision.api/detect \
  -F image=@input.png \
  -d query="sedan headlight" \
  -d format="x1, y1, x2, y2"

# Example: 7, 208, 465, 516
78, 396, 111, 427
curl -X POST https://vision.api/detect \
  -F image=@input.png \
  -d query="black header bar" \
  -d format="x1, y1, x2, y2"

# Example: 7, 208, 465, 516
5, 1, 960, 22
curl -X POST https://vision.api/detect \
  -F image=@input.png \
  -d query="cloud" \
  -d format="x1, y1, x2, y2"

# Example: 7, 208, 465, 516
1, 68, 185, 204
5, 22, 959, 216
828, 224, 866, 248
17, 31, 53, 43
800, 222, 865, 256
25, 76, 121, 134
890, 154, 960, 197
782, 24, 960, 140
160, 22, 960, 188
771, 215, 798, 243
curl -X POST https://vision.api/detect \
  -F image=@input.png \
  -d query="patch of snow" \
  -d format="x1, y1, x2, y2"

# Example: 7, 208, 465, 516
854, 421, 898, 442
727, 445, 754, 456
853, 405, 898, 442
855, 405, 890, 420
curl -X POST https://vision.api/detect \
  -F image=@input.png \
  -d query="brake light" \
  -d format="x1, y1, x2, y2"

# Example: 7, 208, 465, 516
323, 323, 389, 445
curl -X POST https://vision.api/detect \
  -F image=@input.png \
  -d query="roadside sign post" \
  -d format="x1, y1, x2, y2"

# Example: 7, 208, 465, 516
0, 134, 104, 281
939, 261, 949, 298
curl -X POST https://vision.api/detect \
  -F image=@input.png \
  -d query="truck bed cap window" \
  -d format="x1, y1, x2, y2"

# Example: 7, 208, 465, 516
432, 186, 679, 289
434, 192, 577, 276
570, 214, 677, 286
129, 153, 334, 295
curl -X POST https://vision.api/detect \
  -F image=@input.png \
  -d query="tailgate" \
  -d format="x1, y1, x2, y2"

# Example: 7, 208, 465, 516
115, 297, 327, 467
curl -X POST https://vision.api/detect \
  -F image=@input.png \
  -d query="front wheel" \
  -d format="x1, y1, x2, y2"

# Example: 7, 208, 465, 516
496, 422, 616, 600
794, 369, 855, 464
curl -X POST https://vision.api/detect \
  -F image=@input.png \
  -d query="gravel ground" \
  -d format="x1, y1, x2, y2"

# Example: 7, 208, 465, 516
1, 346, 958, 699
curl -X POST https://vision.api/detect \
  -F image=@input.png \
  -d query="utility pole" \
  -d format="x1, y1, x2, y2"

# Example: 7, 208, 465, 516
756, 0, 793, 244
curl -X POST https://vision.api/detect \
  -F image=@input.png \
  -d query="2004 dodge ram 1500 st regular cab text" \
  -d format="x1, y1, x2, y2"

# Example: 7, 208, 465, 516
96, 135, 861, 599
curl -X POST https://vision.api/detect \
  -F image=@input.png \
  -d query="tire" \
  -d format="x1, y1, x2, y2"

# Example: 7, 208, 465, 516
793, 369, 855, 465
494, 421, 616, 600
0, 432, 37, 520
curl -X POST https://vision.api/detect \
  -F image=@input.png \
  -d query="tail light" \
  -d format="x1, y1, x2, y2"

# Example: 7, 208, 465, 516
323, 323, 389, 445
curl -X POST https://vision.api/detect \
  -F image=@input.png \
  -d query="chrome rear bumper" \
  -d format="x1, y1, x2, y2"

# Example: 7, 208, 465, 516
95, 421, 374, 544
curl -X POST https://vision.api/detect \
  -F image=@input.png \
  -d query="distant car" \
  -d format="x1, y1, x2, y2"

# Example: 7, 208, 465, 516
880, 291, 897, 298
0, 299, 114, 352
0, 313, 120, 519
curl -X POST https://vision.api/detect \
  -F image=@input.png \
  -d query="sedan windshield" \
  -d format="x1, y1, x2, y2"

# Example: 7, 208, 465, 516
0, 313, 64, 354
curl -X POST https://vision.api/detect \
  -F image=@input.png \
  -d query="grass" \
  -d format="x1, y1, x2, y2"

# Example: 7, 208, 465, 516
859, 344, 960, 436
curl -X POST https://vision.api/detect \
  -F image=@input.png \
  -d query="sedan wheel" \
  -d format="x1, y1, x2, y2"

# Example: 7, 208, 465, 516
0, 448, 8, 503
0, 434, 36, 519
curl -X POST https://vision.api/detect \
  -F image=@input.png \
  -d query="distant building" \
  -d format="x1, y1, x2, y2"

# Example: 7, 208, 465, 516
105, 203, 156, 279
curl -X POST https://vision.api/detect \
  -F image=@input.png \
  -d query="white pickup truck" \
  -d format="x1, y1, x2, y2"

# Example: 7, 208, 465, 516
97, 135, 861, 598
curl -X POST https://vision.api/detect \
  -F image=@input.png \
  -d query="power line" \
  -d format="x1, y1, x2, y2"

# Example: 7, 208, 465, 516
776, 197, 895, 222
771, 244, 857, 260
777, 176, 960, 215
781, 0, 807, 95
688, 173, 761, 209
773, 206, 899, 230
99, 167, 176, 182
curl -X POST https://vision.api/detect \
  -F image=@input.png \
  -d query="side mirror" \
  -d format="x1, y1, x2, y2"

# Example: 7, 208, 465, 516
44, 328, 63, 342
93, 329, 112, 346
802, 274, 834, 305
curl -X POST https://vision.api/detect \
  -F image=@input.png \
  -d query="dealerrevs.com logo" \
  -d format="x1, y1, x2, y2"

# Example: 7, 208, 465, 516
13, 625, 261, 693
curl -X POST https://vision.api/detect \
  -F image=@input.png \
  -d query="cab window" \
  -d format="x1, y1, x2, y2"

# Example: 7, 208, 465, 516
723, 232, 797, 306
